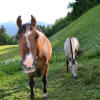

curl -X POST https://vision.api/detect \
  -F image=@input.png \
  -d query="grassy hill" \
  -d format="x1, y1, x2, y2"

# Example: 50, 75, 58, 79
0, 5, 100, 100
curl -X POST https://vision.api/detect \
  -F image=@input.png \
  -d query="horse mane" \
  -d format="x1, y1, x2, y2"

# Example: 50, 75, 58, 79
36, 26, 43, 32
70, 37, 73, 60
17, 23, 42, 34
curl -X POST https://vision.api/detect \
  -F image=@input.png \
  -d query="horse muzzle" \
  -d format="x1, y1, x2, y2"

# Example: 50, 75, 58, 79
21, 56, 37, 73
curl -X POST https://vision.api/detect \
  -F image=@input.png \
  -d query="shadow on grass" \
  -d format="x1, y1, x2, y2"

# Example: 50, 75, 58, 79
0, 63, 100, 100
0, 67, 66, 100
0, 88, 21, 99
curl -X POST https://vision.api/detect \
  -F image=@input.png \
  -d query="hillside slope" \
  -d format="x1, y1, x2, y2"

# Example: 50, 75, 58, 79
0, 5, 100, 100
50, 5, 100, 56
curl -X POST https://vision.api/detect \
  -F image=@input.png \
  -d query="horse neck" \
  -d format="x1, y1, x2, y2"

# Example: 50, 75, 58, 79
70, 37, 75, 60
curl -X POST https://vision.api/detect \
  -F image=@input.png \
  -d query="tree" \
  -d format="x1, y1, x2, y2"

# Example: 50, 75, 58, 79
0, 25, 7, 45
69, 0, 100, 20
0, 25, 16, 45
0, 25, 6, 35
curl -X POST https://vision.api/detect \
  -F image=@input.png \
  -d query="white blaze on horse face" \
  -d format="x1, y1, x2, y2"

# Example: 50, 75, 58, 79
24, 31, 32, 48
23, 51, 34, 68
23, 31, 35, 68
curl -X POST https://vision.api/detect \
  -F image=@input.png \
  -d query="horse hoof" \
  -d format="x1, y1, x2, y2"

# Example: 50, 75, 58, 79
43, 93, 48, 100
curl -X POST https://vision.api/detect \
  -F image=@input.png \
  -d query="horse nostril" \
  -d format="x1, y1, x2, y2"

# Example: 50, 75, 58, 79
27, 67, 32, 70
20, 56, 37, 73
22, 55, 34, 68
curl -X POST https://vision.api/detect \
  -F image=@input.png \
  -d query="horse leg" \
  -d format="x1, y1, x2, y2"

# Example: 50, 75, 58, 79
66, 58, 69, 72
42, 76, 47, 99
29, 74, 35, 100
42, 65, 48, 99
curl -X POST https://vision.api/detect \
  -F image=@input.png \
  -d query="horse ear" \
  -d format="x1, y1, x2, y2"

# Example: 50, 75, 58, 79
31, 15, 36, 27
16, 16, 22, 28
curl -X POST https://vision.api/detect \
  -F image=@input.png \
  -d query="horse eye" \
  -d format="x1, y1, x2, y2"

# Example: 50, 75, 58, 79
35, 34, 39, 40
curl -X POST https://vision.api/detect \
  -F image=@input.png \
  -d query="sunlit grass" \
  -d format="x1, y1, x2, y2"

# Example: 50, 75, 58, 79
0, 45, 17, 54
0, 45, 19, 61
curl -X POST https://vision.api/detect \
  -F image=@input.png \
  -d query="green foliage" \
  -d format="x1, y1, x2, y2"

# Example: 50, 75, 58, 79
70, 0, 100, 20
45, 13, 72, 37
0, 25, 6, 45
0, 25, 17, 45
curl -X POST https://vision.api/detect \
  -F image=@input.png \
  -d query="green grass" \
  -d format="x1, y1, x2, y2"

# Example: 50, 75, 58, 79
0, 5, 100, 100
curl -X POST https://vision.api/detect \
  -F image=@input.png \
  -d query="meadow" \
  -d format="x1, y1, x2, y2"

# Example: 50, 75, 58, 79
0, 5, 100, 100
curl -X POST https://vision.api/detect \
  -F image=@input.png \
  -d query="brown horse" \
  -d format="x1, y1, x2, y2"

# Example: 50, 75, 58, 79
16, 15, 52, 100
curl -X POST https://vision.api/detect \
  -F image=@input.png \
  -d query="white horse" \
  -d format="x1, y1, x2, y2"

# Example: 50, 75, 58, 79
64, 37, 80, 78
